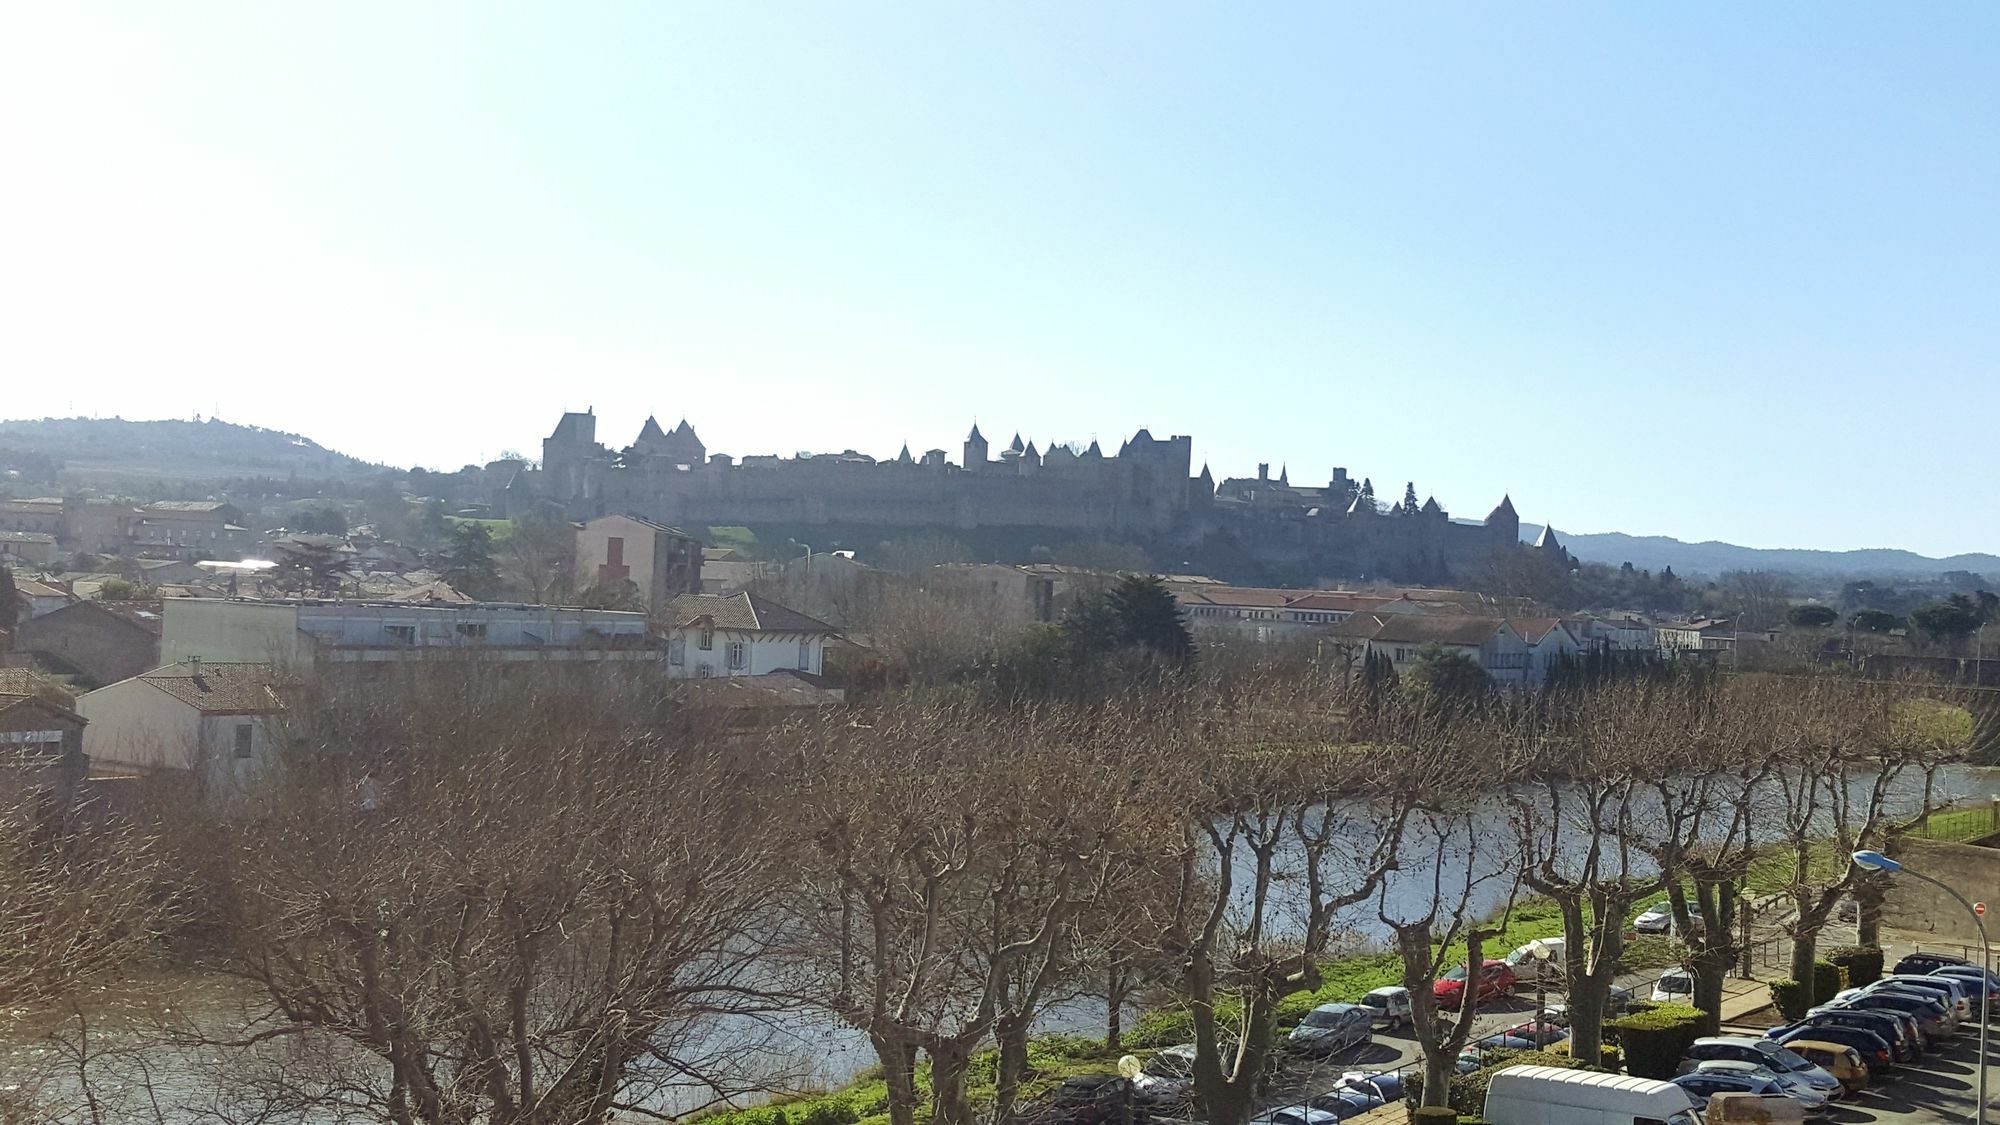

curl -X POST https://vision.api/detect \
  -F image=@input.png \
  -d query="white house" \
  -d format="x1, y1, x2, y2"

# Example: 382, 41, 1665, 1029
79, 661, 287, 782
1331, 613, 1538, 688
1509, 617, 1584, 678
658, 592, 837, 679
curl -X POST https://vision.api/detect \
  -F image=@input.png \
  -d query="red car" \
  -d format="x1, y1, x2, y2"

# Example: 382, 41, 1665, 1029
1434, 959, 1516, 1008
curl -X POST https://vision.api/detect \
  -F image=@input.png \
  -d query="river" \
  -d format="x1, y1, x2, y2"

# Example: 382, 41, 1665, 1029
14, 764, 1995, 1122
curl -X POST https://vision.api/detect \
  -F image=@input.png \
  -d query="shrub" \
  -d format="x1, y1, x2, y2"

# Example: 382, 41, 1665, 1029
1828, 946, 1883, 988
1548, 1040, 1622, 1069
1812, 959, 1844, 1006
798, 1105, 859, 1125
1770, 978, 1809, 1021
1606, 1002, 1705, 1079
1123, 1007, 1198, 1049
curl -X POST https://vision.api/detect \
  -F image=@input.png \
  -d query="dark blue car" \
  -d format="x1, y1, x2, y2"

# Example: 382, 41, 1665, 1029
1771, 1023, 1896, 1072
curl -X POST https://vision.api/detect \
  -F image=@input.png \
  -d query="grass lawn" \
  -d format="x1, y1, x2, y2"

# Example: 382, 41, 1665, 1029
1903, 803, 2000, 843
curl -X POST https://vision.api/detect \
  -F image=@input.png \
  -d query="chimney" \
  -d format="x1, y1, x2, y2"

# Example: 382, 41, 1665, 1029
188, 655, 202, 680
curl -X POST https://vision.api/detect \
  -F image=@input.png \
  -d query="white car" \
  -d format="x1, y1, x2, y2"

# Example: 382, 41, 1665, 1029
1504, 938, 1567, 985
1634, 902, 1704, 937
1653, 969, 1694, 1003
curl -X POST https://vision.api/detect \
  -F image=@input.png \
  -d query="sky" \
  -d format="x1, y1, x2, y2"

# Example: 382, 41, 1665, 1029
2, 4, 1997, 556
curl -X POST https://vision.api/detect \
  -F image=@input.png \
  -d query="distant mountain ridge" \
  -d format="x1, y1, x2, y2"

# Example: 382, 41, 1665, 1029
1522, 523, 1999, 580
0, 416, 380, 483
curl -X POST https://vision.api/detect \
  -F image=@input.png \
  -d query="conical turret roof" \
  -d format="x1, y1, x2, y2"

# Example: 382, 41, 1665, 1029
1489, 494, 1518, 521
636, 415, 669, 443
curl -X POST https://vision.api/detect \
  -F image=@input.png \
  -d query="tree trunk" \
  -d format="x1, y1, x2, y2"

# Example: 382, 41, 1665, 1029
1689, 946, 1731, 1036
1790, 935, 1820, 1007
992, 1015, 1031, 1125
1559, 896, 1614, 1065
873, 1034, 919, 1125
1105, 964, 1127, 1052
928, 1039, 977, 1125
1420, 1043, 1456, 1112
1856, 881, 1884, 947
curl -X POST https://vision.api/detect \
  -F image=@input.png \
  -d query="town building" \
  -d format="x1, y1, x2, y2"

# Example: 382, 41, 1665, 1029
11, 577, 73, 621
1329, 614, 1539, 688
160, 598, 659, 667
128, 501, 251, 558
574, 514, 703, 609
658, 592, 837, 679
0, 531, 59, 567
0, 688, 87, 810
79, 662, 287, 782
13, 600, 164, 688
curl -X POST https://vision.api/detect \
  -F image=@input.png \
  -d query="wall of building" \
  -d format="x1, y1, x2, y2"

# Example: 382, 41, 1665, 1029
15, 604, 162, 688
78, 677, 200, 771
0, 698, 84, 809
162, 600, 308, 666
1880, 833, 2000, 948
667, 628, 821, 679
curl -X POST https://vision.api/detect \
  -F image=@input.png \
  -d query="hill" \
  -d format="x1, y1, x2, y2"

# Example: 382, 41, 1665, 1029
1522, 523, 1999, 580
0, 416, 380, 488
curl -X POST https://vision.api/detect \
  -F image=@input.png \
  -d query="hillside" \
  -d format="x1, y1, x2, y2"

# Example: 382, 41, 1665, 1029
0, 417, 380, 487
1523, 523, 1999, 580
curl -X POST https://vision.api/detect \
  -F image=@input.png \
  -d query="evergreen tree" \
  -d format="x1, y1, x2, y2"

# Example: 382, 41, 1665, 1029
1358, 478, 1376, 511
442, 523, 501, 600
1105, 574, 1195, 668
0, 564, 17, 634
1401, 482, 1420, 516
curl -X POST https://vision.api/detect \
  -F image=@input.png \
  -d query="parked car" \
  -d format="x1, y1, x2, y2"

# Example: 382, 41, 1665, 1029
1306, 1081, 1386, 1121
1129, 1045, 1199, 1105
1780, 1041, 1869, 1097
1679, 1061, 1828, 1115
1894, 951, 1970, 976
1288, 1003, 1373, 1056
1251, 1106, 1339, 1125
1778, 1009, 1916, 1063
1931, 964, 2000, 1008
1503, 939, 1567, 985
1806, 1003, 1927, 1057
1874, 974, 1974, 1022
1434, 959, 1516, 1008
1634, 901, 1704, 936
1769, 1023, 1895, 1073
1653, 969, 1694, 1003
1839, 987, 1952, 1043
1335, 1071, 1406, 1104
1538, 985, 1633, 1028
1501, 1020, 1569, 1048
1356, 986, 1413, 1030
1018, 1076, 1155, 1125
1487, 1065, 1703, 1125
1678, 1038, 1842, 1099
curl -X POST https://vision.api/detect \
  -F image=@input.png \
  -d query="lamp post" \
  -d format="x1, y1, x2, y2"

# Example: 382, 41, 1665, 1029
1853, 850, 1989, 1125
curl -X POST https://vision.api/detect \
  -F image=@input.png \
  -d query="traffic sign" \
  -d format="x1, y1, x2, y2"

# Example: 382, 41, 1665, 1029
1976, 902, 1987, 917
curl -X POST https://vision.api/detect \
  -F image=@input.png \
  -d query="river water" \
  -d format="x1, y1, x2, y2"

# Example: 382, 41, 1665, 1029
15, 765, 1995, 1122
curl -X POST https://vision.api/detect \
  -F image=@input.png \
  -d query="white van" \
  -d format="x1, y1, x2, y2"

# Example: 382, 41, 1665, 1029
1485, 1065, 1704, 1125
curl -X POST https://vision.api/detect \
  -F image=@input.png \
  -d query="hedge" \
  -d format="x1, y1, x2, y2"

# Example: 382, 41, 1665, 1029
1605, 1003, 1705, 1079
1406, 1048, 1600, 1115
1828, 946, 1884, 988
1548, 1040, 1622, 1069
1811, 959, 1846, 1007
1770, 978, 1809, 1021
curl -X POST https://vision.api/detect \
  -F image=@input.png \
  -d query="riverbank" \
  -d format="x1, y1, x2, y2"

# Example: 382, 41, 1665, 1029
698, 899, 1682, 1125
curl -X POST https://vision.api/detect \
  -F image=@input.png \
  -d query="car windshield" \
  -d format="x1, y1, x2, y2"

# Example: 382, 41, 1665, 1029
1766, 1046, 1811, 1071
1302, 1010, 1344, 1028
1444, 966, 1469, 981
1143, 1053, 1192, 1079
1359, 995, 1386, 1009
1663, 973, 1691, 988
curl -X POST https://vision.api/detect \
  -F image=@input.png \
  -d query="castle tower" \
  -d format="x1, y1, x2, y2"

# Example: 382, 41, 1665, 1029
1018, 440, 1041, 473
963, 424, 988, 471
662, 420, 706, 465
897, 442, 914, 465
1486, 494, 1521, 546
542, 409, 601, 502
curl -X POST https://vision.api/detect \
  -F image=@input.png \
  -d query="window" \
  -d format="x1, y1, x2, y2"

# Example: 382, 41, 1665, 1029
668, 636, 685, 666
698, 626, 714, 651
454, 622, 487, 641
383, 625, 416, 645
696, 665, 712, 679
233, 723, 254, 760
727, 641, 746, 670
798, 640, 812, 670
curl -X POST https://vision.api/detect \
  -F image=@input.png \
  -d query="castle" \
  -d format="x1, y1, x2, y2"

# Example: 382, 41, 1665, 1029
509, 410, 1560, 584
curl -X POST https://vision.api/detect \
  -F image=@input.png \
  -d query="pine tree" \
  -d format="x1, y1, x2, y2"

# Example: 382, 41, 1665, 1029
0, 564, 17, 634
442, 523, 501, 600
1359, 478, 1376, 511
1106, 574, 1196, 668
1401, 482, 1420, 516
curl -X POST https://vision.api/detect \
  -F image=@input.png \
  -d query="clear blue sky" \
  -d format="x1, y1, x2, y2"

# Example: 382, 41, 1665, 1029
3, 4, 1996, 556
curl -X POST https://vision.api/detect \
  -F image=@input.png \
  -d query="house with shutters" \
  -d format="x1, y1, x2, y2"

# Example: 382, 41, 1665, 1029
658, 592, 837, 679
79, 661, 288, 782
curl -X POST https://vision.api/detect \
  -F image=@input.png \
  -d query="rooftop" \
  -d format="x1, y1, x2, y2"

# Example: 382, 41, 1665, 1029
136, 662, 290, 714
1341, 614, 1512, 647
661, 592, 836, 634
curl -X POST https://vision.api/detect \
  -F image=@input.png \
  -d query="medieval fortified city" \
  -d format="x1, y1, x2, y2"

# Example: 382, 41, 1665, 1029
2, 7, 1997, 1125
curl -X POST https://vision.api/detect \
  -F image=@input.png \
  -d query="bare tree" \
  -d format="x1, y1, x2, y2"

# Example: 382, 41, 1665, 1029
162, 664, 789, 1125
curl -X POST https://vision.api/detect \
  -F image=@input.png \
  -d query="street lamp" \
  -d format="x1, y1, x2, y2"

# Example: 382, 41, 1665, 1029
1853, 850, 1990, 1125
